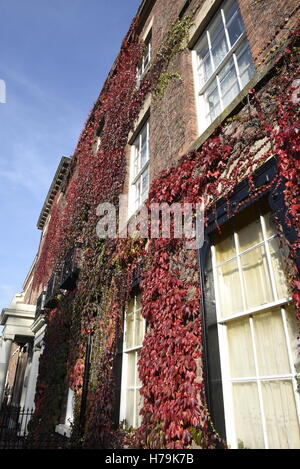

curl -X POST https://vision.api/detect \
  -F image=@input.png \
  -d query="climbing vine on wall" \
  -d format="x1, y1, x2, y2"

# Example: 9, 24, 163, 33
30, 0, 300, 449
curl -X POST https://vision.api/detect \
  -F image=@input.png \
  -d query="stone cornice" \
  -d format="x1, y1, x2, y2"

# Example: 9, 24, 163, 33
1, 306, 36, 326
37, 156, 71, 230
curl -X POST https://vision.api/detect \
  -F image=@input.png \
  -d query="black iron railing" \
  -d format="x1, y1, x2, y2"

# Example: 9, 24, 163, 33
43, 244, 82, 309
60, 244, 82, 291
44, 271, 61, 309
0, 405, 32, 449
0, 405, 70, 449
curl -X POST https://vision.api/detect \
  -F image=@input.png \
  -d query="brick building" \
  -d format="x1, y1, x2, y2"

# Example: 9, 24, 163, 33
1, 0, 299, 449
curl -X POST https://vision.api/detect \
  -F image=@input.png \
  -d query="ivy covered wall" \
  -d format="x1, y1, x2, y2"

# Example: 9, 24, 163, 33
28, 1, 300, 449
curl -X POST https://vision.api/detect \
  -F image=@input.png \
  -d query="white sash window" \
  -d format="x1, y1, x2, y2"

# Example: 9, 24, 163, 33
137, 34, 152, 88
129, 120, 150, 215
193, 0, 255, 132
210, 203, 300, 448
120, 294, 145, 429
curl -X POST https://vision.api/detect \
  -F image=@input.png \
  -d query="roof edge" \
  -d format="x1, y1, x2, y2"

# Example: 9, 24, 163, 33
37, 156, 71, 230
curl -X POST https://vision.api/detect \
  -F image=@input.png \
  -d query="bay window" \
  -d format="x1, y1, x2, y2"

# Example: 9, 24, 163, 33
193, 0, 255, 132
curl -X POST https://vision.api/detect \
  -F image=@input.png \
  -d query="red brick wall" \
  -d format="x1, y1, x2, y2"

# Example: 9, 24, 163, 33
238, 0, 299, 65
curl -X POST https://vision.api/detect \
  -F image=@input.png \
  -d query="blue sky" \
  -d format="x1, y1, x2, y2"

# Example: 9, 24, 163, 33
0, 0, 141, 314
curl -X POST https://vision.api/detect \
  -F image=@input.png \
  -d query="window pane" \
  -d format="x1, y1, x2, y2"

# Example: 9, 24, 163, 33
262, 380, 300, 449
136, 65, 143, 84
222, 80, 240, 108
236, 43, 255, 88
127, 352, 136, 387
141, 146, 148, 169
253, 309, 290, 376
240, 245, 273, 309
133, 146, 140, 178
141, 174, 149, 202
134, 179, 141, 210
225, 5, 244, 47
143, 42, 151, 70
197, 35, 213, 87
135, 311, 144, 347
137, 39, 151, 82
126, 389, 135, 428
209, 13, 228, 69
204, 79, 221, 122
140, 125, 148, 167
233, 382, 264, 449
136, 391, 144, 427
126, 311, 134, 349
240, 65, 254, 89
219, 58, 239, 108
142, 168, 148, 188
238, 218, 263, 252
227, 317, 256, 378
215, 233, 236, 265
217, 259, 244, 317
268, 237, 289, 300
136, 353, 143, 388
286, 305, 300, 375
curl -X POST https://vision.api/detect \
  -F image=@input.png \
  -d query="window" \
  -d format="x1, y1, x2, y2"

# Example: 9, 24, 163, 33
129, 120, 150, 215
95, 135, 101, 153
120, 293, 145, 428
56, 388, 75, 438
206, 202, 300, 449
93, 117, 105, 155
193, 0, 255, 132
137, 33, 152, 87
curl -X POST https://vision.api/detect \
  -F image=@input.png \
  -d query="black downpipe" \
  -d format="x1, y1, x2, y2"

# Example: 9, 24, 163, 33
79, 333, 93, 437
197, 239, 212, 414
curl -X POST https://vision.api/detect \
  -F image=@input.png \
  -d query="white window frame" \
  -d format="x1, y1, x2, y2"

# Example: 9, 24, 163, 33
192, 0, 255, 134
210, 210, 300, 449
136, 33, 152, 88
55, 388, 75, 438
120, 294, 146, 429
128, 120, 150, 217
